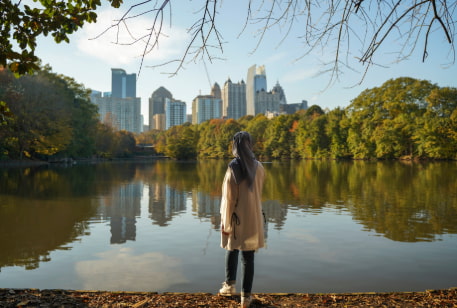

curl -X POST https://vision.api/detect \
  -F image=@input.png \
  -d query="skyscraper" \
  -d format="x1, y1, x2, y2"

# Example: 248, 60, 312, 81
255, 89, 280, 115
149, 87, 172, 130
192, 95, 222, 124
90, 69, 142, 133
246, 64, 267, 115
222, 78, 246, 119
272, 81, 287, 105
111, 68, 136, 98
165, 98, 187, 129
210, 82, 221, 99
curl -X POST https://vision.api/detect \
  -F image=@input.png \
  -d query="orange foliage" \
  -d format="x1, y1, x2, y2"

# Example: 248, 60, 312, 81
289, 120, 299, 132
209, 118, 224, 126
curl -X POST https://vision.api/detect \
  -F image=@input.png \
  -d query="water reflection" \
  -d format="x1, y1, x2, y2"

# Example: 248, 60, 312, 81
262, 160, 457, 242
96, 182, 143, 244
75, 247, 188, 291
148, 183, 187, 226
1, 160, 457, 274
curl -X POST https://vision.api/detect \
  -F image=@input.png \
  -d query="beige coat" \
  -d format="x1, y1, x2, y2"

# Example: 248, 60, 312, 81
220, 160, 265, 251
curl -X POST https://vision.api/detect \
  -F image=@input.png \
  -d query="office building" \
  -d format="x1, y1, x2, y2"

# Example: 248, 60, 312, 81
149, 87, 172, 130
192, 95, 222, 124
111, 68, 136, 98
246, 64, 267, 115
272, 81, 287, 105
281, 100, 309, 114
222, 78, 246, 119
255, 89, 280, 115
211, 82, 221, 99
90, 69, 142, 133
91, 92, 141, 133
151, 113, 166, 131
165, 98, 187, 129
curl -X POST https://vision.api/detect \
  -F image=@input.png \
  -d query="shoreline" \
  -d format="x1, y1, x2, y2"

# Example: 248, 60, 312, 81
1, 287, 456, 307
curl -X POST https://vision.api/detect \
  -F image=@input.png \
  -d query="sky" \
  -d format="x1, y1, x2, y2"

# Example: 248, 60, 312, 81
33, 1, 457, 125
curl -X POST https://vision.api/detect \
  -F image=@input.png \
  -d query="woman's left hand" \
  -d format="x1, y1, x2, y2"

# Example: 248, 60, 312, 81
221, 225, 230, 236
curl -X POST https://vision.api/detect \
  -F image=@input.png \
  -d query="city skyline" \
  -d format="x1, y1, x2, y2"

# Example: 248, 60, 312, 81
34, 1, 457, 125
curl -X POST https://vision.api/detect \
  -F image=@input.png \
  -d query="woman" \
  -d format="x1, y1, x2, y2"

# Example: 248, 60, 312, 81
219, 131, 265, 308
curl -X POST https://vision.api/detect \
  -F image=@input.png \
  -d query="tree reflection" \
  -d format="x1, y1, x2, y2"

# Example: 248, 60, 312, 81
135, 160, 457, 242
0, 166, 98, 270
260, 160, 457, 242
1, 160, 456, 273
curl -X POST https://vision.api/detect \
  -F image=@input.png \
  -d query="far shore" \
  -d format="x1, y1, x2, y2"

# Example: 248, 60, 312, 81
0, 156, 170, 168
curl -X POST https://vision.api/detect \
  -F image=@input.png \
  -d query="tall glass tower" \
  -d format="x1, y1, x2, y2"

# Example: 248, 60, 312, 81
246, 65, 267, 115
111, 68, 136, 98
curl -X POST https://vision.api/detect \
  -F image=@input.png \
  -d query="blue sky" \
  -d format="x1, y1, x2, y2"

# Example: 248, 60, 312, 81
34, 1, 456, 124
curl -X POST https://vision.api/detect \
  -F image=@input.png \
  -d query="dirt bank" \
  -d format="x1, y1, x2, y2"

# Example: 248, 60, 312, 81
1, 288, 456, 307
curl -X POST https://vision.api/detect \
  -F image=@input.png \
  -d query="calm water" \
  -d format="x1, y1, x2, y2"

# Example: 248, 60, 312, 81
0, 160, 456, 293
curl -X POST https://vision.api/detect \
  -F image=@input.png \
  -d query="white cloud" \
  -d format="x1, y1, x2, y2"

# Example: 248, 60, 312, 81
75, 247, 188, 291
77, 8, 188, 66
264, 52, 288, 64
282, 67, 320, 83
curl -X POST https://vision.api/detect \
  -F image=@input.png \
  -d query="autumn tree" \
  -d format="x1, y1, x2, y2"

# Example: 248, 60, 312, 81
165, 123, 198, 160
244, 114, 269, 157
0, 66, 74, 158
197, 118, 242, 159
0, 65, 101, 160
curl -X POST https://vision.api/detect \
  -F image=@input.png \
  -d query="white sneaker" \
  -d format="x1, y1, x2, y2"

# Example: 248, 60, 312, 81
241, 296, 252, 308
219, 282, 236, 295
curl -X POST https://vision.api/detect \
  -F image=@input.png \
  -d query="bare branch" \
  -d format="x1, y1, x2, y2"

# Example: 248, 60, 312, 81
91, 0, 455, 83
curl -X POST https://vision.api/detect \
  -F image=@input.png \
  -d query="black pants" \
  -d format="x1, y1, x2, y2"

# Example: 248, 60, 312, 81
225, 249, 255, 296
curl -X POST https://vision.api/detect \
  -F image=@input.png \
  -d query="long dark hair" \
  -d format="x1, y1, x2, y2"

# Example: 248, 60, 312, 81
230, 131, 257, 188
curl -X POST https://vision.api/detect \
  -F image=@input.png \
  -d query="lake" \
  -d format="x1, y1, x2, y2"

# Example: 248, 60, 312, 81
0, 160, 456, 293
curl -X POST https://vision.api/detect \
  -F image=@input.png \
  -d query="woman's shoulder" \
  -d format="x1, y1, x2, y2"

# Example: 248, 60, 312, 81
255, 160, 265, 174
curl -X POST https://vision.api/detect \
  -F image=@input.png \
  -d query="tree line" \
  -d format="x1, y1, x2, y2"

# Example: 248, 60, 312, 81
142, 77, 457, 161
1, 66, 456, 161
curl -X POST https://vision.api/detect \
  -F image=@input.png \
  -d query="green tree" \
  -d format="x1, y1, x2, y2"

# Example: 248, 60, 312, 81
244, 114, 269, 157
1, 0, 121, 74
295, 109, 329, 159
0, 100, 14, 159
197, 118, 241, 159
165, 123, 197, 160
114, 130, 136, 157
65, 97, 99, 158
414, 87, 457, 159
94, 123, 116, 158
0, 67, 74, 158
346, 77, 437, 159
325, 107, 350, 159
263, 114, 297, 159
197, 119, 220, 158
